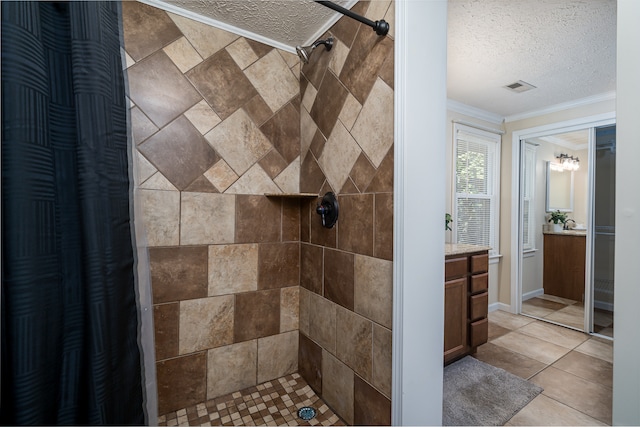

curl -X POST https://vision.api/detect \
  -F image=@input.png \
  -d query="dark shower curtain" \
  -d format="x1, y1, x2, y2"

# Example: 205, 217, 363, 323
1, 2, 144, 425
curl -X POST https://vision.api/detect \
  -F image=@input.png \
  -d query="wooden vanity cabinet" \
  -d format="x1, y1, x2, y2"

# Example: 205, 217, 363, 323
543, 233, 586, 302
444, 251, 489, 365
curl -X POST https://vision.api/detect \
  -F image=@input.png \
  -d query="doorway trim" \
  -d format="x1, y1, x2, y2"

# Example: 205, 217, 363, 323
509, 112, 616, 318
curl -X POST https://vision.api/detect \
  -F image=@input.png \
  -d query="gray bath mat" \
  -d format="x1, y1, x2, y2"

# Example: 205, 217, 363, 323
443, 356, 543, 426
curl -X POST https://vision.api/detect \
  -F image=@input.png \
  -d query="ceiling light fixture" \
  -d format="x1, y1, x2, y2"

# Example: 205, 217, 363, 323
551, 153, 580, 172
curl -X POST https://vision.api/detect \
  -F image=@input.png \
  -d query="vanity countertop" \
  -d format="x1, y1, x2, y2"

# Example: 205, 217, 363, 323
543, 229, 587, 236
445, 243, 491, 256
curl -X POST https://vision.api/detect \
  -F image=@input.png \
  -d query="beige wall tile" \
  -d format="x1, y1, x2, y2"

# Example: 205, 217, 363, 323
322, 350, 354, 425
179, 295, 234, 354
274, 157, 300, 194
299, 287, 311, 336
226, 38, 259, 70
168, 13, 238, 60
207, 340, 257, 400
208, 244, 258, 296
351, 78, 394, 168
318, 121, 362, 193
336, 306, 373, 381
301, 82, 318, 114
184, 100, 221, 135
372, 323, 392, 398
300, 108, 317, 159
278, 49, 299, 69
280, 286, 300, 333
308, 293, 337, 354
163, 36, 203, 73
180, 192, 235, 245
257, 331, 299, 383
338, 93, 362, 132
364, 0, 392, 21
244, 50, 299, 113
225, 163, 280, 194
328, 38, 349, 77
139, 189, 180, 246
354, 255, 393, 328
205, 109, 272, 176
204, 160, 239, 192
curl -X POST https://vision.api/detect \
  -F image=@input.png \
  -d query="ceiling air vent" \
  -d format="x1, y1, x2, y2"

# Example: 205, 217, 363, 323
504, 80, 536, 93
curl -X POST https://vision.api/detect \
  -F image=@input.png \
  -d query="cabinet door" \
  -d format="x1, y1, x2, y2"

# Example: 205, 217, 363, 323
444, 277, 467, 363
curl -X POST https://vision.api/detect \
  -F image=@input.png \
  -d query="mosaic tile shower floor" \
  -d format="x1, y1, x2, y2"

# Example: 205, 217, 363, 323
158, 373, 345, 426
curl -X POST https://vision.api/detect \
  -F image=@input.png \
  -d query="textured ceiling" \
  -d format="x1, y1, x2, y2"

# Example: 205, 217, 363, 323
150, 0, 616, 119
160, 0, 354, 48
533, 129, 589, 149
447, 0, 617, 118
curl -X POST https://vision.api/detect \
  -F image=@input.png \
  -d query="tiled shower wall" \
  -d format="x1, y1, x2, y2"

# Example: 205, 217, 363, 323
123, 0, 395, 423
122, 2, 303, 415
297, 2, 395, 425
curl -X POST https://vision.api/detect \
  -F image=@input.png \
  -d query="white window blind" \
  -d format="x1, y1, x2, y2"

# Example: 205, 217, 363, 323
522, 143, 537, 251
453, 124, 501, 256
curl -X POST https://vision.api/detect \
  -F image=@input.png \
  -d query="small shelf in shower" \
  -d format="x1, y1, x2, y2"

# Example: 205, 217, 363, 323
264, 193, 318, 198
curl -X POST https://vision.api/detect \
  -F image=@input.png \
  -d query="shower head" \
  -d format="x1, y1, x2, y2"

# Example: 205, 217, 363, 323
295, 37, 334, 64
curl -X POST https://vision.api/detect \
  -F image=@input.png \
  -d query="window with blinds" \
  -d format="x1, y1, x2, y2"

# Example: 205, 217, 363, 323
453, 124, 501, 256
522, 143, 537, 251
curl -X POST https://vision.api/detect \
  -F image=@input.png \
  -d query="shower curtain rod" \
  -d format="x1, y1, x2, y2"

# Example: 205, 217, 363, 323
315, 0, 389, 36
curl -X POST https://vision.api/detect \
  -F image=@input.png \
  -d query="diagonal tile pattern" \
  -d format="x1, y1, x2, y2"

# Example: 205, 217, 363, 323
126, 1, 396, 423
124, 1, 300, 196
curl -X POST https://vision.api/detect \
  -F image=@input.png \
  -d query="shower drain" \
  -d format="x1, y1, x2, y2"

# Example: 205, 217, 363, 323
297, 406, 317, 421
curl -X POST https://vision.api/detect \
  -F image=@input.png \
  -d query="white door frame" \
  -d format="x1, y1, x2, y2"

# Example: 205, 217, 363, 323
509, 113, 615, 328
391, 0, 447, 425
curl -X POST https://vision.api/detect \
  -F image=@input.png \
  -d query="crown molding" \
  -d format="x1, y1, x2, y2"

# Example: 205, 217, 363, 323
139, 0, 297, 54
447, 99, 504, 125
505, 91, 617, 123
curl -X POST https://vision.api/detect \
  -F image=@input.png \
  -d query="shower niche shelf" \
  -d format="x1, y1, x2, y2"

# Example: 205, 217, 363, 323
264, 193, 318, 198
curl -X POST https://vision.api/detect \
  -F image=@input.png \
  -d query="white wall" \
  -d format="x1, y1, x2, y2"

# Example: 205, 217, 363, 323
393, 1, 447, 425
613, 1, 640, 423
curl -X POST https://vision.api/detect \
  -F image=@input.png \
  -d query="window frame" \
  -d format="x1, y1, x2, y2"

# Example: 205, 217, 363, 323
452, 123, 502, 257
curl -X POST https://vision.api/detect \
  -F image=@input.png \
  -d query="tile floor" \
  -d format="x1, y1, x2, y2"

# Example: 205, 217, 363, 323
159, 311, 613, 426
522, 294, 614, 338
158, 373, 345, 426
475, 310, 613, 425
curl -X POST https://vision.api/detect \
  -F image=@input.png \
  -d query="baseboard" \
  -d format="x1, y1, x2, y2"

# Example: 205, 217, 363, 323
489, 302, 510, 313
522, 288, 544, 301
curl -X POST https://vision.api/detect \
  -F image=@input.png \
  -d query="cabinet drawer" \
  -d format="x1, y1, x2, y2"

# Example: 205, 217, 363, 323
469, 292, 488, 321
470, 272, 488, 294
445, 257, 468, 280
470, 253, 489, 274
469, 318, 488, 348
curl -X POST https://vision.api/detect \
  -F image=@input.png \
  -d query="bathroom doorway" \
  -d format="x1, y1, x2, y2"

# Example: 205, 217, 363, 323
511, 116, 616, 338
